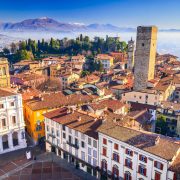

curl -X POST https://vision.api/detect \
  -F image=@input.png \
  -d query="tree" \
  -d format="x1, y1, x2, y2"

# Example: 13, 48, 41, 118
81, 71, 90, 77
2, 48, 10, 55
15, 50, 34, 61
10, 43, 18, 54
155, 115, 168, 135
19, 41, 26, 50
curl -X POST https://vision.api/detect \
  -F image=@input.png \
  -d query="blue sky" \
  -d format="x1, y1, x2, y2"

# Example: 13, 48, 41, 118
0, 0, 180, 28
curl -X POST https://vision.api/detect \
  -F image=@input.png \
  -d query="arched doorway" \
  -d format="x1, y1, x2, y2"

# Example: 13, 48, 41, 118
12, 132, 18, 146
2, 135, 9, 150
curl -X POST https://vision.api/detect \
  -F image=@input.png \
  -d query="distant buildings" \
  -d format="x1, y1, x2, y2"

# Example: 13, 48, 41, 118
95, 54, 114, 71
60, 72, 80, 89
0, 89, 27, 154
0, 58, 10, 88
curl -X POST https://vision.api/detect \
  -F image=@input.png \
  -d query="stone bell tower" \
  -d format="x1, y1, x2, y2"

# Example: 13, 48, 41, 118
134, 26, 158, 91
0, 58, 10, 88
127, 37, 135, 71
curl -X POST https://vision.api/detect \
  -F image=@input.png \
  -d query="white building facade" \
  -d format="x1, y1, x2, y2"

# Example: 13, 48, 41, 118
44, 107, 179, 180
0, 89, 27, 154
44, 109, 100, 178
98, 124, 179, 180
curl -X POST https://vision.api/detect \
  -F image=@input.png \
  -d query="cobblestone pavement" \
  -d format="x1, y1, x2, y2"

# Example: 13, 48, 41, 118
6, 162, 82, 180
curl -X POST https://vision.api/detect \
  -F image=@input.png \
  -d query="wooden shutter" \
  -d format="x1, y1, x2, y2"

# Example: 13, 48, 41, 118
105, 162, 107, 170
145, 157, 147, 163
139, 155, 142, 160
138, 165, 140, 173
160, 163, 163, 170
129, 175, 132, 180
112, 167, 115, 175
155, 172, 161, 180
125, 159, 127, 166
130, 161, 133, 169
124, 174, 126, 180
154, 161, 157, 167
117, 154, 119, 162
144, 168, 147, 176
103, 148, 106, 156
130, 151, 133, 156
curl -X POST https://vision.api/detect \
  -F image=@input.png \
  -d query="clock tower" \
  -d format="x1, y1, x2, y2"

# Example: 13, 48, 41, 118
133, 26, 158, 91
127, 37, 135, 71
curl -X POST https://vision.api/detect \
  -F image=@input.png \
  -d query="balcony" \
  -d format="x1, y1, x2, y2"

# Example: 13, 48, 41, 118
66, 141, 79, 149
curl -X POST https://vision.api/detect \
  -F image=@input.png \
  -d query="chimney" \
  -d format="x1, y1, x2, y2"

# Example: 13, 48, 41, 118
155, 136, 160, 145
78, 116, 81, 122
113, 117, 117, 123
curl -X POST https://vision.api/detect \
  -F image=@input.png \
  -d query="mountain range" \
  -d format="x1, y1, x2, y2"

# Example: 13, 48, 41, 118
0, 17, 136, 32
0, 17, 180, 34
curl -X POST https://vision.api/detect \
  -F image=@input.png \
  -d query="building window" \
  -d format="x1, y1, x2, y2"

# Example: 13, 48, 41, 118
12, 116, 16, 124
93, 140, 97, 148
81, 141, 85, 148
62, 125, 65, 131
103, 138, 107, 145
88, 147, 91, 155
68, 135, 72, 143
63, 133, 66, 139
125, 159, 132, 169
57, 139, 60, 146
126, 149, 133, 156
88, 137, 91, 145
155, 172, 161, 180
69, 128, 72, 134
93, 150, 97, 158
93, 158, 97, 166
36, 125, 42, 131
2, 118, 6, 127
51, 128, 54, 134
56, 130, 60, 137
81, 151, 85, 161
0, 104, 4, 109
139, 155, 147, 163
113, 153, 119, 162
10, 102, 15, 107
112, 165, 119, 178
21, 131, 25, 139
2, 67, 6, 75
46, 125, 49, 132
124, 171, 132, 180
138, 165, 147, 176
154, 161, 163, 170
114, 143, 118, 150
75, 138, 78, 146
102, 147, 107, 156
88, 156, 91, 164
142, 43, 144, 47
81, 133, 85, 140
101, 160, 107, 171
